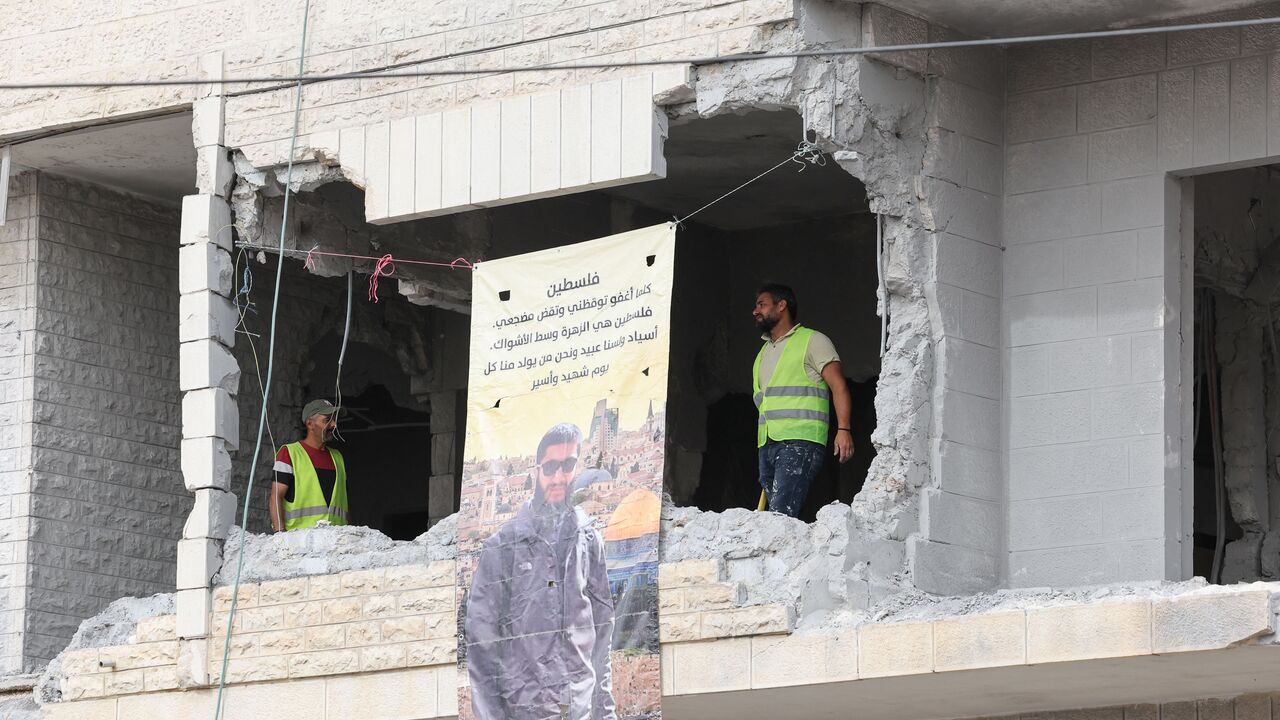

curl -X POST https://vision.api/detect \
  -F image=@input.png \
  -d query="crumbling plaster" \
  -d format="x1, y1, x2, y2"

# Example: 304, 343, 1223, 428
219, 1, 998, 599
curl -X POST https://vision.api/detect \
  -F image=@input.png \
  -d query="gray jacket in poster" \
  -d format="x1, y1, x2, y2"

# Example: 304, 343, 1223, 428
465, 499, 617, 720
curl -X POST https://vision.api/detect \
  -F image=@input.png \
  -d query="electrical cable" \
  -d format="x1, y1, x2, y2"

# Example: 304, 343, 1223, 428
212, 0, 312, 715
233, 243, 475, 270
1205, 292, 1227, 584
331, 269, 353, 444
673, 140, 824, 226
1, 15, 1279, 91
232, 247, 277, 452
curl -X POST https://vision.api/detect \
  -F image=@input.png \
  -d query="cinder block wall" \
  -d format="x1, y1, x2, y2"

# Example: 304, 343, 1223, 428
1001, 17, 1280, 586
19, 174, 187, 670
915, 17, 1005, 593
856, 4, 1007, 593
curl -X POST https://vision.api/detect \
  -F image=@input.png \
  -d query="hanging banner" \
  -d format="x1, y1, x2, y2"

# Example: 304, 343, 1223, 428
458, 224, 674, 720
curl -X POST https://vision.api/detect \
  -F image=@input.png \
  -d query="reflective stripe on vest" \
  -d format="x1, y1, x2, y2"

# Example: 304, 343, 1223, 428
753, 385, 831, 407
282, 442, 350, 530
752, 326, 831, 448
284, 505, 351, 522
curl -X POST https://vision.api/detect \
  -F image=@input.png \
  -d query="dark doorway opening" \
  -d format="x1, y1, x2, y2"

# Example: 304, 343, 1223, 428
331, 384, 432, 540
303, 332, 434, 540
691, 377, 877, 521
1189, 165, 1280, 583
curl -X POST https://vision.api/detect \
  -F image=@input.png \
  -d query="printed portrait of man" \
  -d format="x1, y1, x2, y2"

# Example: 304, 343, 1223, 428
464, 422, 617, 720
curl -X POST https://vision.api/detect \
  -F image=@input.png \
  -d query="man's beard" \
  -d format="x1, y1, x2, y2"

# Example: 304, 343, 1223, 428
755, 314, 777, 333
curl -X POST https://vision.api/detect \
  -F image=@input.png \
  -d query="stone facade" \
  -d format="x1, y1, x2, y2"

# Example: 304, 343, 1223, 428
0, 172, 185, 674
8, 0, 1280, 715
37, 557, 1280, 719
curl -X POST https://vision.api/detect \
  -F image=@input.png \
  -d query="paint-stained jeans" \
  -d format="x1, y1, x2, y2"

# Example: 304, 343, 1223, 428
757, 440, 826, 518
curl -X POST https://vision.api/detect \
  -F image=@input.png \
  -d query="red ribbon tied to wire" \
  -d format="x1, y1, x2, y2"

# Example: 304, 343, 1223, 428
368, 254, 395, 303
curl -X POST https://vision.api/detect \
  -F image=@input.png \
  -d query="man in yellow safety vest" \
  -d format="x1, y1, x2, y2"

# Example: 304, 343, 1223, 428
752, 284, 854, 517
270, 399, 350, 531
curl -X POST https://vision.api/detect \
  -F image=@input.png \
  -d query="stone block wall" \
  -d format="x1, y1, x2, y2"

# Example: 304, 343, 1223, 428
38, 549, 1280, 718
0, 0, 796, 144
0, 171, 185, 674
208, 562, 456, 683
657, 559, 792, 642
23, 174, 186, 669
56, 561, 457, 703
220, 0, 795, 170
0, 171, 37, 675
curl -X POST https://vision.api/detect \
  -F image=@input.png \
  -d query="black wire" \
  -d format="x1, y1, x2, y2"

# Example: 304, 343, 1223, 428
1, 15, 1279, 91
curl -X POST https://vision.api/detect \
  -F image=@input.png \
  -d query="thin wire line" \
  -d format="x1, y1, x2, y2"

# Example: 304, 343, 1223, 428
212, 0, 311, 715
235, 242, 476, 269
2, 15, 1278, 90
674, 141, 823, 225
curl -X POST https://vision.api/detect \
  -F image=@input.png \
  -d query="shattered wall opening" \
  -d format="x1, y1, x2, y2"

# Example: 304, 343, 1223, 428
225, 256, 453, 535
232, 107, 881, 527
610, 110, 882, 520
1192, 165, 1280, 583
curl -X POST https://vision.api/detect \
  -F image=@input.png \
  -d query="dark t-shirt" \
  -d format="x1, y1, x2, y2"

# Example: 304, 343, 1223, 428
273, 443, 337, 505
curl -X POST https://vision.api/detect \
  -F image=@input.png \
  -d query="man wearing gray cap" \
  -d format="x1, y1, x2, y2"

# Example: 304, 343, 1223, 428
270, 399, 350, 532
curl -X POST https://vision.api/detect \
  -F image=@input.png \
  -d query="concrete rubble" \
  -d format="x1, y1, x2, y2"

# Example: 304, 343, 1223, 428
33, 594, 175, 705
0, 696, 41, 720
36, 502, 1280, 711
214, 516, 458, 585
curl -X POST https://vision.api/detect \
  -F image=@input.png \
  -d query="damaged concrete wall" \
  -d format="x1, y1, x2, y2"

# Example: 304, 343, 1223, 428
0, 173, 187, 674
644, 0, 1005, 594
221, 0, 1007, 596
225, 254, 445, 533
833, 4, 1005, 593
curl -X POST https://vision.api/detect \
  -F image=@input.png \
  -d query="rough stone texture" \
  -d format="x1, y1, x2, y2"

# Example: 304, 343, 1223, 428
1151, 589, 1272, 652
0, 695, 40, 719
661, 503, 885, 627
670, 10, 986, 592
214, 518, 456, 586
34, 593, 174, 704
0, 170, 37, 676
3, 173, 187, 677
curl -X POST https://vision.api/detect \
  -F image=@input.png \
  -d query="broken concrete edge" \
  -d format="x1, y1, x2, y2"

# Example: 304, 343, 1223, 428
34, 563, 1280, 707
212, 514, 458, 586
32, 593, 175, 705
28, 501, 1280, 705
0, 696, 40, 720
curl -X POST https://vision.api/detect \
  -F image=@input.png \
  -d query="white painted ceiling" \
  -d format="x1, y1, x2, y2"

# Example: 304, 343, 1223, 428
882, 0, 1270, 36
12, 112, 196, 205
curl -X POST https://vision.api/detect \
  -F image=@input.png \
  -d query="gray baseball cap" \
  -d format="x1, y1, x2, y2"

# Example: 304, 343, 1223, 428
301, 399, 338, 422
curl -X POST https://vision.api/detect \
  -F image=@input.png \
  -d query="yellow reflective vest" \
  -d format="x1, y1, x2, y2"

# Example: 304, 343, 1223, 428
282, 442, 350, 530
752, 326, 832, 448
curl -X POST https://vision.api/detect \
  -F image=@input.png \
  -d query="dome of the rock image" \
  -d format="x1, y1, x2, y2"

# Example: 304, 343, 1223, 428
604, 489, 660, 542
